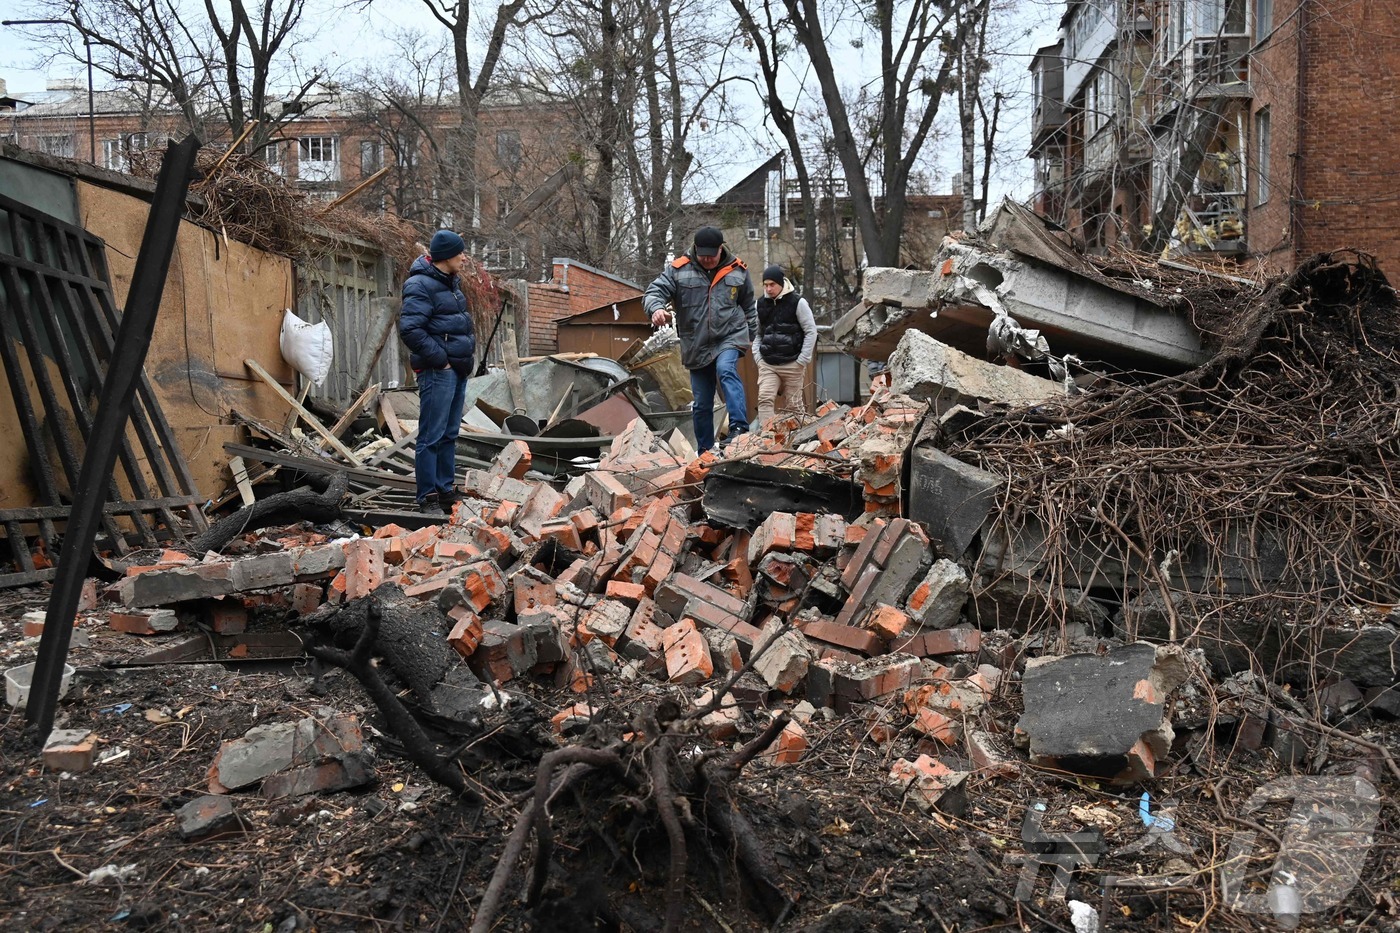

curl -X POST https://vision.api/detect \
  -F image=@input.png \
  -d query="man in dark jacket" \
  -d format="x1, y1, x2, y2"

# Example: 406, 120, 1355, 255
643, 226, 758, 452
752, 264, 817, 429
399, 230, 476, 514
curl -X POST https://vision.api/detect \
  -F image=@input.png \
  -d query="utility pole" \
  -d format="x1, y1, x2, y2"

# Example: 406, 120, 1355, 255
1, 15, 99, 163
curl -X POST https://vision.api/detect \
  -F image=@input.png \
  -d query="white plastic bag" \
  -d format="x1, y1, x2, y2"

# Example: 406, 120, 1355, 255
279, 309, 334, 386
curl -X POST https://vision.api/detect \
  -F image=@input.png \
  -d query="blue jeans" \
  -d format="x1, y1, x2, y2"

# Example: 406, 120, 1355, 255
415, 367, 469, 503
690, 347, 748, 451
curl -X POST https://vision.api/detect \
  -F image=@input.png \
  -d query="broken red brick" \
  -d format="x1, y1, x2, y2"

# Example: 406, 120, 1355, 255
910, 708, 962, 745
802, 618, 885, 656
748, 511, 797, 563
291, 583, 323, 616
109, 609, 180, 636
343, 540, 385, 600
537, 519, 583, 551
447, 610, 484, 658
762, 719, 808, 765
866, 604, 910, 642
42, 729, 96, 772
833, 655, 922, 703
579, 600, 632, 647
512, 567, 558, 613
372, 523, 410, 540
433, 539, 481, 562
208, 602, 248, 635
891, 627, 981, 658
490, 439, 533, 479
606, 580, 647, 604
661, 620, 713, 685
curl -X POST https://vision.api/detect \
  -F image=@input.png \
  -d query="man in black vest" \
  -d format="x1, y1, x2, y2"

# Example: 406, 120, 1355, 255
752, 264, 817, 430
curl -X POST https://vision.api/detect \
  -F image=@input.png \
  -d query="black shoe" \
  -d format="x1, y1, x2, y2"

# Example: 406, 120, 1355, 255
418, 495, 445, 516
439, 488, 463, 506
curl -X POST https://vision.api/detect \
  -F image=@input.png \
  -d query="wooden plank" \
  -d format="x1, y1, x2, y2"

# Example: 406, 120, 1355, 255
243, 358, 363, 465
0, 496, 205, 521
501, 320, 527, 414
379, 393, 405, 441
228, 456, 257, 507
319, 383, 379, 451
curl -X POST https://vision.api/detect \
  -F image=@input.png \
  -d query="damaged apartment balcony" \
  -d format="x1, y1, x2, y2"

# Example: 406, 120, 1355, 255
834, 200, 1206, 373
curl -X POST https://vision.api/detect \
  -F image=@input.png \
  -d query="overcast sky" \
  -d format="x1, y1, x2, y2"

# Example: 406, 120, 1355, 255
0, 1, 1061, 204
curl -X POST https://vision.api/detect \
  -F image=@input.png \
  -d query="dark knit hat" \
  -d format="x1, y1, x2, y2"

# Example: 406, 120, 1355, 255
762, 264, 785, 286
429, 230, 466, 262
693, 225, 724, 257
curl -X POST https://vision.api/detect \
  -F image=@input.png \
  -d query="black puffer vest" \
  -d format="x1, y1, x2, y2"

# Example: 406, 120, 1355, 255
758, 290, 803, 364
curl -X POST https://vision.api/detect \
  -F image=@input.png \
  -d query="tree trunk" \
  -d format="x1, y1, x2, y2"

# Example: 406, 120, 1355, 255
1143, 96, 1229, 254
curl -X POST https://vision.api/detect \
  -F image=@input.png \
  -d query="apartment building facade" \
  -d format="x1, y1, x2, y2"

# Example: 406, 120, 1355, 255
0, 78, 583, 278
1028, 0, 1400, 275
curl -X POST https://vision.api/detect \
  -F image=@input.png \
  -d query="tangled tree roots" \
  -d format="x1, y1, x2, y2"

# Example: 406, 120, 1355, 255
470, 709, 795, 933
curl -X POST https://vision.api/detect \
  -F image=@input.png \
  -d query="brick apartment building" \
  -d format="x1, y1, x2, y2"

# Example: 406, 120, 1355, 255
0, 78, 584, 278
1028, 0, 1400, 276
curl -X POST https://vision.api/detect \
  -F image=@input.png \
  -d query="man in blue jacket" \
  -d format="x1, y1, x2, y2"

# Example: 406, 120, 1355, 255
399, 230, 476, 515
643, 226, 758, 452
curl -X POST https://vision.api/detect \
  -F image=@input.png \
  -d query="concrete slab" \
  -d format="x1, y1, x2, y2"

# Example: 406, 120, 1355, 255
889, 330, 1064, 411
835, 208, 1205, 372
1015, 643, 1189, 783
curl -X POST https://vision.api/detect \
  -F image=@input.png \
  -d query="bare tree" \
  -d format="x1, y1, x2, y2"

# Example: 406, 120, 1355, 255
17, 0, 325, 149
730, 0, 818, 292
780, 0, 981, 267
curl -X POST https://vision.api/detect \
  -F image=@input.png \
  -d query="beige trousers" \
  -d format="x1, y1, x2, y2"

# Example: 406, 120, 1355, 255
756, 360, 809, 429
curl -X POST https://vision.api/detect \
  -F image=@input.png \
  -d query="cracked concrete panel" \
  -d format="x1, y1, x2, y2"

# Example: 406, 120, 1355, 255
837, 214, 1206, 371
889, 329, 1065, 411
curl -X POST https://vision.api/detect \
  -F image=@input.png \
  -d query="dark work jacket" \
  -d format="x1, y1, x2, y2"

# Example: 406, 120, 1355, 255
757, 288, 805, 364
399, 255, 477, 374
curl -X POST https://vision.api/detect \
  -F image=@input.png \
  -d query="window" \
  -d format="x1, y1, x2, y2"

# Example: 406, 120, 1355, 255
928, 209, 944, 219
262, 141, 283, 175
1254, 107, 1271, 204
496, 130, 522, 173
37, 134, 74, 158
1082, 67, 1113, 137
840, 217, 855, 240
297, 135, 339, 182
1256, 0, 1273, 35
497, 185, 522, 220
394, 132, 419, 168
746, 227, 761, 241
793, 226, 806, 240
360, 139, 382, 175
103, 133, 147, 172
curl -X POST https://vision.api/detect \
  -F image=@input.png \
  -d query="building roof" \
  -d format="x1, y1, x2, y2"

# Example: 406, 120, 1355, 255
1, 86, 164, 118
714, 152, 784, 207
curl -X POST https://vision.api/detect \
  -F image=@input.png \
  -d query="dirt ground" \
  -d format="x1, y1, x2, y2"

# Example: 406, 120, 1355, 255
0, 583, 1396, 933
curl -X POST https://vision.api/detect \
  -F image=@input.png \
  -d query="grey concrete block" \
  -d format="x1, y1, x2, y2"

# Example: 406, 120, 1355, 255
1015, 642, 1189, 783
906, 559, 970, 629
231, 552, 295, 591
177, 795, 246, 840
906, 444, 1001, 558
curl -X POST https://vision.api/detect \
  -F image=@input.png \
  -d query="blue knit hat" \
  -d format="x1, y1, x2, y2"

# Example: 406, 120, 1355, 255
429, 230, 466, 261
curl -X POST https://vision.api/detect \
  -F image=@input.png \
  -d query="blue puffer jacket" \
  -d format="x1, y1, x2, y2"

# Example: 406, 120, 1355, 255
399, 255, 476, 374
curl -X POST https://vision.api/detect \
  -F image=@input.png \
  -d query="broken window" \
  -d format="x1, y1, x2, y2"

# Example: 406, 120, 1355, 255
298, 136, 339, 183
496, 130, 522, 174
1254, 107, 1271, 204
